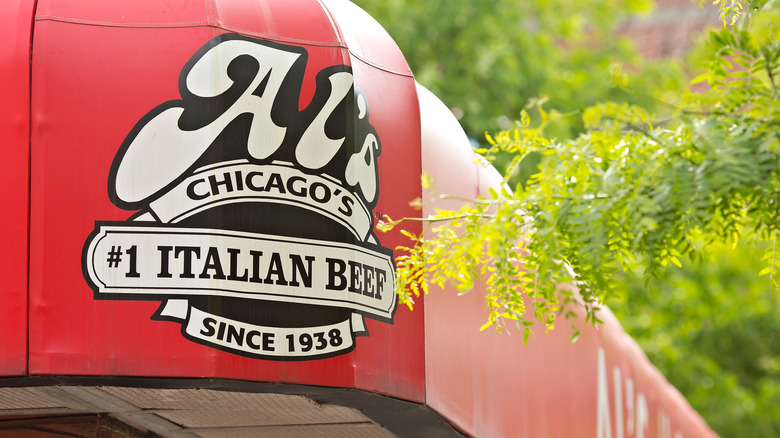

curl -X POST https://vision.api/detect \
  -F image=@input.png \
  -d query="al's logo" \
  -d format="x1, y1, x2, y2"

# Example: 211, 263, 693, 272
82, 34, 397, 360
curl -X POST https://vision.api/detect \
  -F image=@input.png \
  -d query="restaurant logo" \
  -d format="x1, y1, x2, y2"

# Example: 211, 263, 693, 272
82, 34, 396, 360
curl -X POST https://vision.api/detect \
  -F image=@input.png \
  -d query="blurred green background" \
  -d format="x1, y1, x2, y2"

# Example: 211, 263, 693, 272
355, 0, 780, 435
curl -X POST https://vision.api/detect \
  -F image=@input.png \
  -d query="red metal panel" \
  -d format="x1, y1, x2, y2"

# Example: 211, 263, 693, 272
214, 0, 340, 47
0, 0, 36, 376
34, 0, 213, 26
29, 0, 423, 402
322, 0, 423, 401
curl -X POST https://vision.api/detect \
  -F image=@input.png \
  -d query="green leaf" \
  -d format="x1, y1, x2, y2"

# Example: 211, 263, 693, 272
690, 73, 708, 84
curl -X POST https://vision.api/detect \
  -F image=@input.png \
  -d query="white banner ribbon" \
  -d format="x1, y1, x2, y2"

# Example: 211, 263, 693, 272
148, 161, 374, 241
182, 306, 358, 358
84, 224, 396, 320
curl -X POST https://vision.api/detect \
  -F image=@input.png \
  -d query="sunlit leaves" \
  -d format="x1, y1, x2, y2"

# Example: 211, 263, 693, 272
712, 0, 745, 25
381, 1, 780, 336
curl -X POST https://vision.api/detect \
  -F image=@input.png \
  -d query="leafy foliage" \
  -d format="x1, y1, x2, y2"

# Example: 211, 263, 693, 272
609, 241, 780, 437
355, 0, 685, 140
371, 0, 780, 434
379, 0, 780, 337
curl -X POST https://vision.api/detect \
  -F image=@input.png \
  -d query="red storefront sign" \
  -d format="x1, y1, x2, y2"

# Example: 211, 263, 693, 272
0, 0, 35, 377
27, 0, 424, 400
1, 0, 718, 436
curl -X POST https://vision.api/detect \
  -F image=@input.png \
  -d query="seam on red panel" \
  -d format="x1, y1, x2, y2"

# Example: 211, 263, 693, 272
348, 53, 414, 78
31, 16, 348, 48
315, 0, 412, 77
210, 0, 218, 27
415, 81, 428, 403
34, 15, 211, 26
26, 0, 40, 377
315, 0, 344, 46
36, 2, 217, 28
213, 23, 343, 46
